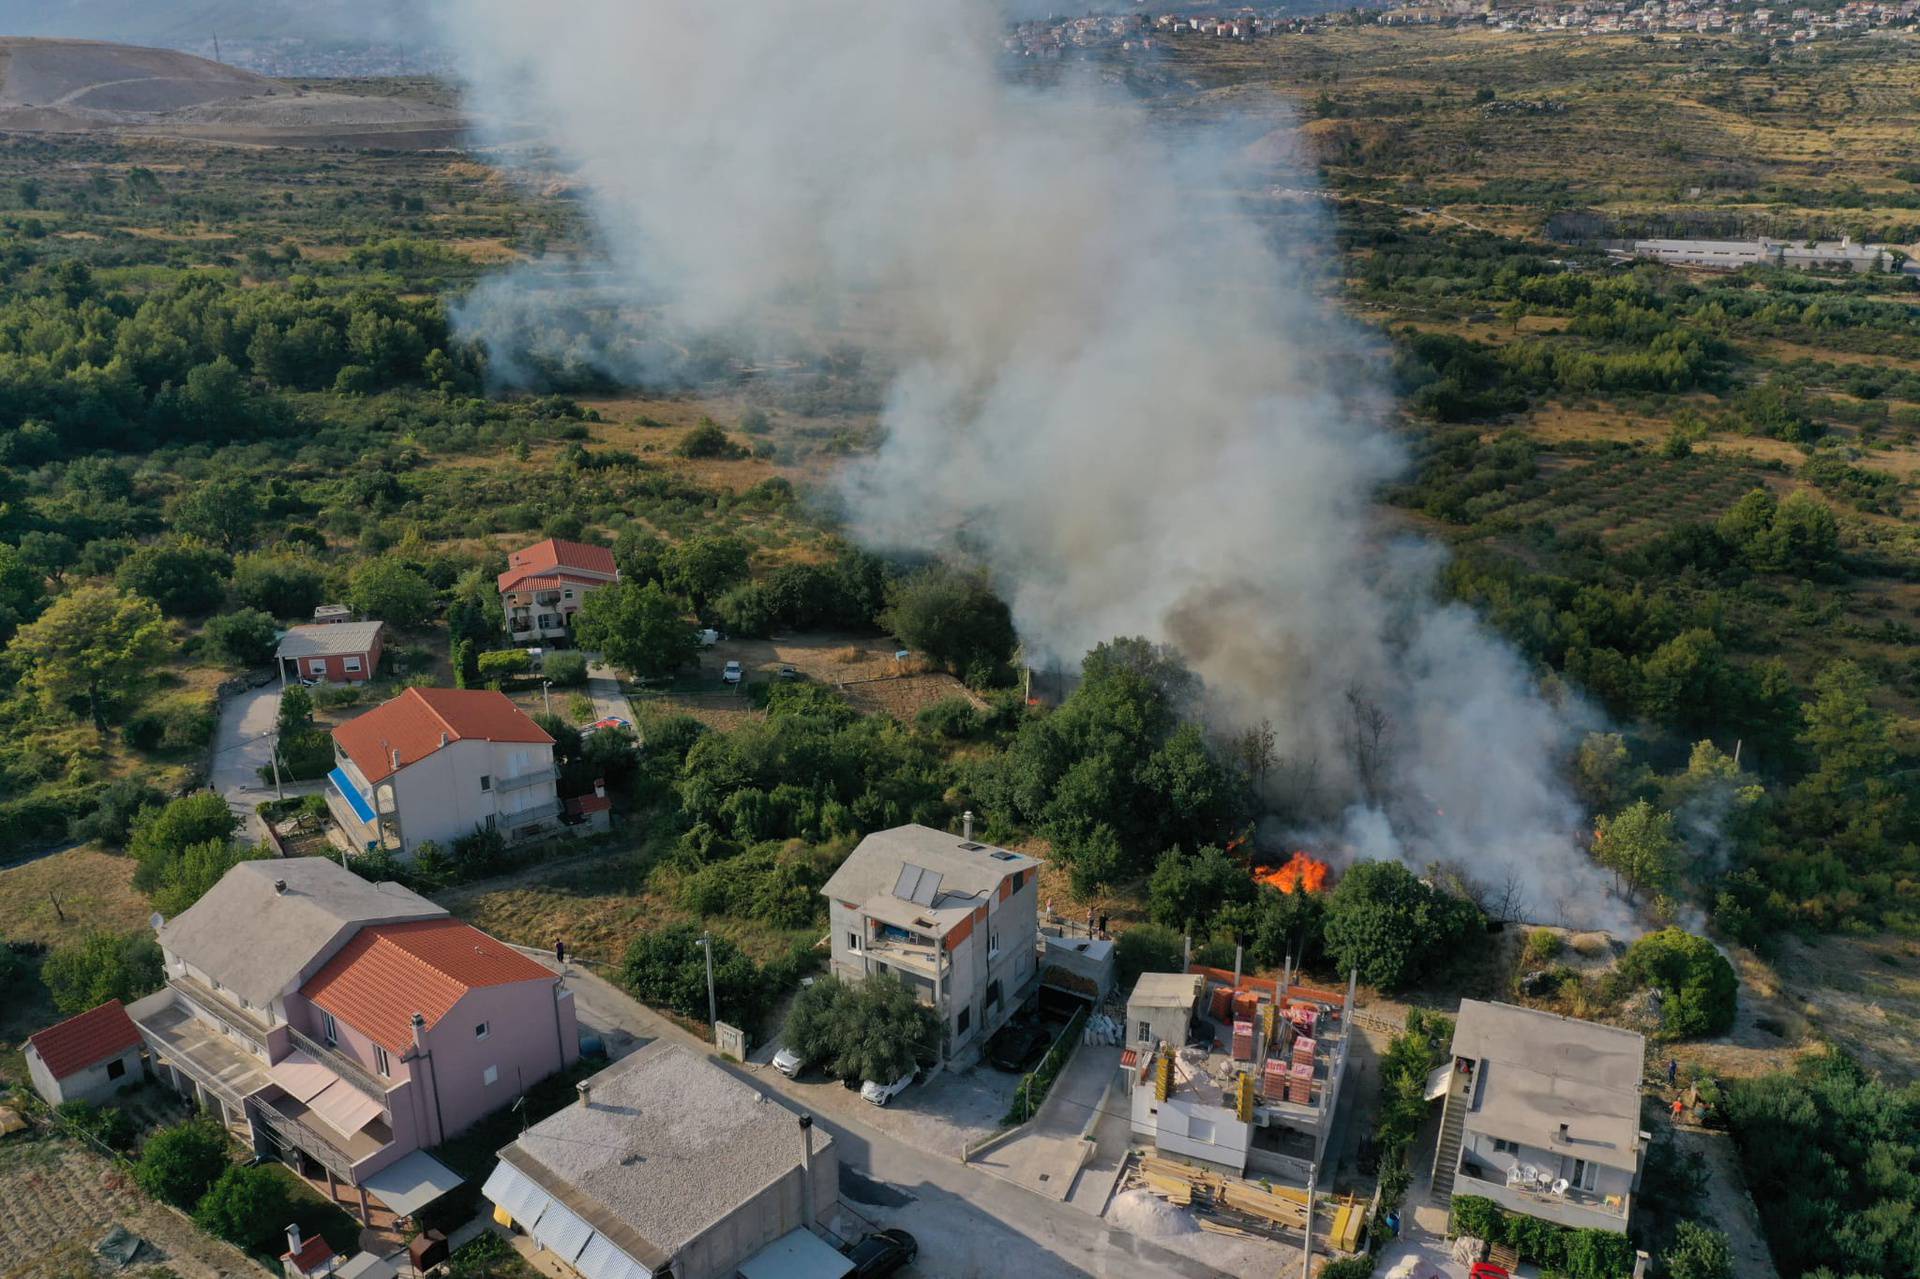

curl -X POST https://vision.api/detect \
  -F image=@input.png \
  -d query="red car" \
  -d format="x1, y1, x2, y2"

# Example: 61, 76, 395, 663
1470, 1265, 1511, 1279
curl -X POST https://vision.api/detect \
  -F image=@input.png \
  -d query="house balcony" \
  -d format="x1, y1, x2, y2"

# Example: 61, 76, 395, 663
865, 935, 943, 981
127, 990, 272, 1123
494, 765, 559, 794
249, 1090, 386, 1184
287, 1025, 390, 1102
1455, 1159, 1631, 1233
167, 974, 272, 1048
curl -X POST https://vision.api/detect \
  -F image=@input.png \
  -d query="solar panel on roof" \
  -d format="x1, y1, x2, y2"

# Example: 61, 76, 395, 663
893, 864, 924, 902
913, 869, 942, 905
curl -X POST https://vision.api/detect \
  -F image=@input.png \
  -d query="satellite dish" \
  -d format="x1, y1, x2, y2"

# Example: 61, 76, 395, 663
148, 912, 165, 931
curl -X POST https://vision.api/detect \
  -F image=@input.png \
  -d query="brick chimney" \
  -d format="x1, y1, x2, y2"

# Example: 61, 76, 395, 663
797, 1113, 815, 1226
410, 1012, 428, 1057
577, 1080, 592, 1109
285, 1223, 302, 1258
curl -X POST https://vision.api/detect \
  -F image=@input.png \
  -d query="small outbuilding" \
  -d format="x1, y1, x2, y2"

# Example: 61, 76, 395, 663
277, 620, 386, 685
25, 999, 145, 1106
1126, 972, 1204, 1051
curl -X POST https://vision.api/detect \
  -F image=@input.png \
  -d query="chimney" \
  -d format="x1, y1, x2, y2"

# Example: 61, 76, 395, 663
593, 777, 606, 799
1557, 1122, 1570, 1144
410, 1012, 428, 1056
390, 747, 401, 771
285, 1223, 302, 1259
274, 879, 287, 895
439, 731, 448, 748
962, 810, 974, 841
577, 1081, 592, 1109
797, 1113, 815, 1226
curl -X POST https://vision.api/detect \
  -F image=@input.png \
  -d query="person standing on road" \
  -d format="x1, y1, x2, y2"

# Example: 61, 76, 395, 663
1666, 1058, 1678, 1086
555, 938, 568, 969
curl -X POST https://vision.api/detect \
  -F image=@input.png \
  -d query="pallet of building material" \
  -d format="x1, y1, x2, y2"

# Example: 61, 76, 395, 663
1219, 1182, 1310, 1228
1144, 1179, 1192, 1206
1329, 1194, 1365, 1252
1197, 1218, 1262, 1240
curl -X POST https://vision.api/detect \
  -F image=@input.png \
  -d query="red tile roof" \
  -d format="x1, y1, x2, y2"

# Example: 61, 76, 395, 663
301, 918, 555, 1054
565, 793, 612, 816
332, 687, 553, 784
283, 1235, 336, 1272
28, 999, 142, 1080
496, 538, 618, 592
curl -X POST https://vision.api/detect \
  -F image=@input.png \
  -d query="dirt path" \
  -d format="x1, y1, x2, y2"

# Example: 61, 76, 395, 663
1665, 1118, 1779, 1279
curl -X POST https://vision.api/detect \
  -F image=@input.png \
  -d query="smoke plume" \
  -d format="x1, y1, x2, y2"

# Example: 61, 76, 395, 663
435, 0, 1628, 928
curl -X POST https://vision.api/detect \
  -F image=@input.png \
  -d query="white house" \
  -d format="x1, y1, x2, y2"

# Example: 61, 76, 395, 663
1432, 1000, 1647, 1233
327, 687, 561, 857
25, 999, 145, 1105
819, 822, 1042, 1069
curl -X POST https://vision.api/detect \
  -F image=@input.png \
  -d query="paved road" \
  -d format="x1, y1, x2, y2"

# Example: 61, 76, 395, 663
515, 951, 1233, 1279
209, 680, 327, 842
583, 655, 636, 728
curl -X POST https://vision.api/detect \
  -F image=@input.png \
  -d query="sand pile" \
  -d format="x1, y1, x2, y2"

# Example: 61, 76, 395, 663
1108, 1189, 1198, 1238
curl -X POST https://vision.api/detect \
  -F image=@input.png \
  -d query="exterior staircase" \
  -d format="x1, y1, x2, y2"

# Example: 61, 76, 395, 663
1429, 1072, 1470, 1208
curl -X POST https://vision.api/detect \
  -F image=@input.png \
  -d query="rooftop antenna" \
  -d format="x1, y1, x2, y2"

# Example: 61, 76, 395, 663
212, 32, 221, 65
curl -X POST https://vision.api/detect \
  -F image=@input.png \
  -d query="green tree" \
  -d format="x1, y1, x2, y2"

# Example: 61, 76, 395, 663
7, 586, 173, 730
1593, 800, 1681, 906
620, 923, 761, 1025
613, 527, 668, 585
880, 564, 1016, 684
1115, 923, 1185, 989
1665, 1221, 1735, 1279
116, 539, 233, 616
134, 1118, 231, 1209
169, 478, 262, 553
229, 552, 326, 619
1323, 860, 1481, 993
347, 558, 435, 628
129, 792, 241, 893
153, 838, 269, 916
1147, 844, 1255, 933
574, 581, 698, 678
277, 683, 315, 735
0, 541, 48, 641
1616, 928, 1737, 1038
1799, 660, 1893, 796
665, 533, 751, 610
202, 608, 279, 667
784, 974, 940, 1085
194, 1164, 292, 1251
41, 929, 164, 1015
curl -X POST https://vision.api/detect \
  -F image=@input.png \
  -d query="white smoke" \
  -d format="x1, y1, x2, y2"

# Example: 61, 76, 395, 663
434, 0, 1630, 929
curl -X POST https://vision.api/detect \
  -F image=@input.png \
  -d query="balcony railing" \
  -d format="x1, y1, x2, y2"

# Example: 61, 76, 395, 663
287, 1025, 389, 1102
169, 976, 269, 1048
249, 1095, 359, 1182
502, 800, 563, 831
495, 765, 558, 793
1456, 1161, 1630, 1230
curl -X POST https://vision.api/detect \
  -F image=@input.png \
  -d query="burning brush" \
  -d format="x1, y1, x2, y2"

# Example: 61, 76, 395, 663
1254, 851, 1332, 895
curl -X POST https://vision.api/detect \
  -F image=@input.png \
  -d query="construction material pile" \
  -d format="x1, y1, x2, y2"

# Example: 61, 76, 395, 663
1119, 1154, 1367, 1248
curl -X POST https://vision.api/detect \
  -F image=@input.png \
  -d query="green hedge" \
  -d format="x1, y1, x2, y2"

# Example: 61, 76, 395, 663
1450, 1195, 1635, 1279
1003, 1007, 1089, 1126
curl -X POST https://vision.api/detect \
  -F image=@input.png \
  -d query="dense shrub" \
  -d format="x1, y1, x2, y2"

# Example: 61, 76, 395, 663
1323, 860, 1482, 993
134, 1118, 231, 1209
1614, 928, 1737, 1038
41, 929, 164, 1015
621, 923, 762, 1027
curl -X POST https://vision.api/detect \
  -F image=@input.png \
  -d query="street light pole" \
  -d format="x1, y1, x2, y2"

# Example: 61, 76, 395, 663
697, 931, 717, 1041
542, 680, 553, 717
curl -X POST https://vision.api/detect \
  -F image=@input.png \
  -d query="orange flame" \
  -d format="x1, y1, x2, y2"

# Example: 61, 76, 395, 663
1254, 851, 1331, 895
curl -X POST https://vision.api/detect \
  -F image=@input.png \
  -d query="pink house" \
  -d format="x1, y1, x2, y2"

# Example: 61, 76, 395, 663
127, 858, 578, 1224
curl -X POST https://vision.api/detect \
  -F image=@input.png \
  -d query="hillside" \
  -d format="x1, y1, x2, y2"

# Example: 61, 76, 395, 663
0, 36, 461, 146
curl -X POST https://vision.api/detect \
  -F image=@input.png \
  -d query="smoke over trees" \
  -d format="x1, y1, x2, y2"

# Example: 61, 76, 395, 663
435, 0, 1627, 924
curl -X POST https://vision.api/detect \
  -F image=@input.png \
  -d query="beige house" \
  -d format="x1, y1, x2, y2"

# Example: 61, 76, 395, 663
327, 688, 561, 857
1432, 1000, 1647, 1233
497, 538, 620, 644
820, 822, 1042, 1069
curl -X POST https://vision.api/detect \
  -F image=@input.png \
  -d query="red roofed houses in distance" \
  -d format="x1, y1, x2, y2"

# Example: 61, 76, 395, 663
125, 857, 579, 1225
327, 687, 563, 859
25, 999, 145, 1105
497, 538, 619, 645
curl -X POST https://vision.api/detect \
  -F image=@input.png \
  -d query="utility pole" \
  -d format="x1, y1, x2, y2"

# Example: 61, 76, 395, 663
697, 931, 718, 1042
542, 680, 553, 717
1300, 1164, 1315, 1279
271, 736, 284, 800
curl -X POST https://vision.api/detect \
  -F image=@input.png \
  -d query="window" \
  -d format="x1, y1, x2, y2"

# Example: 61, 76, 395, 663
847, 932, 860, 952
1138, 1021, 1152, 1043
106, 1057, 127, 1080
475, 1022, 491, 1040
1569, 1158, 1596, 1191
482, 1065, 499, 1087
485, 814, 497, 831
322, 1013, 338, 1047
990, 928, 999, 955
957, 1007, 971, 1035
480, 775, 492, 792
1189, 1118, 1215, 1144
309, 658, 326, 675
343, 656, 362, 673
986, 979, 1001, 1008
374, 1045, 390, 1076
1492, 1138, 1518, 1155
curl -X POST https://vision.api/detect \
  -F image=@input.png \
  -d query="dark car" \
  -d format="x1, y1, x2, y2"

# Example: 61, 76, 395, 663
844, 1228, 917, 1278
986, 1022, 1050, 1073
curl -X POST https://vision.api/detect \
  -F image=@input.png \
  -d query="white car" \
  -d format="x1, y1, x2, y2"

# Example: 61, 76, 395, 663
722, 660, 743, 685
772, 1046, 807, 1078
860, 1071, 914, 1107
696, 628, 722, 647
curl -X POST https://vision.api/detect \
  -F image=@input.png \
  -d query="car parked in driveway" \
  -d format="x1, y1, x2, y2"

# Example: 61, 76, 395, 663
986, 1021, 1051, 1073
860, 1071, 914, 1106
722, 660, 743, 685
843, 1228, 918, 1278
772, 1045, 807, 1078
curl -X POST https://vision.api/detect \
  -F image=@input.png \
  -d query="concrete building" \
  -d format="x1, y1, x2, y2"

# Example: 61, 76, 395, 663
25, 999, 145, 1106
1127, 967, 1354, 1181
1430, 1000, 1647, 1233
327, 687, 562, 858
126, 857, 578, 1224
1626, 235, 1896, 274
277, 621, 386, 686
498, 538, 620, 645
820, 822, 1042, 1069
482, 1040, 845, 1279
